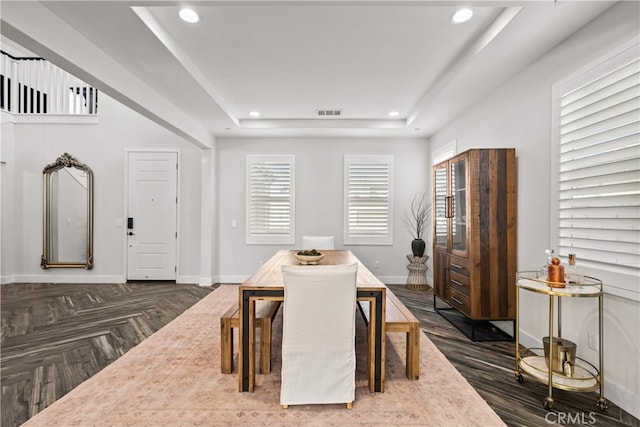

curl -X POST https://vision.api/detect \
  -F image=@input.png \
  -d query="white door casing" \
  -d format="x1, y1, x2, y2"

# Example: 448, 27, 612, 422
127, 151, 178, 280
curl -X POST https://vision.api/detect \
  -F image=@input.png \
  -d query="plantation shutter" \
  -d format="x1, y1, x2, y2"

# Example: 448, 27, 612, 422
344, 155, 393, 245
556, 43, 639, 278
246, 155, 295, 244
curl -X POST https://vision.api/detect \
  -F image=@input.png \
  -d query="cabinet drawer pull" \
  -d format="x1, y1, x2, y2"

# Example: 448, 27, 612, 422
451, 296, 464, 306
451, 279, 466, 288
450, 263, 465, 270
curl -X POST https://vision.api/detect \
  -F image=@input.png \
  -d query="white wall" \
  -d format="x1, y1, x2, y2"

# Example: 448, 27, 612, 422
0, 94, 205, 284
215, 137, 430, 283
429, 2, 639, 418
0, 116, 16, 281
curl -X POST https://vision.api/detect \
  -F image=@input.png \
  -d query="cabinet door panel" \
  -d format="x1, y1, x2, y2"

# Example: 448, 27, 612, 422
433, 248, 448, 298
433, 164, 448, 249
450, 155, 468, 257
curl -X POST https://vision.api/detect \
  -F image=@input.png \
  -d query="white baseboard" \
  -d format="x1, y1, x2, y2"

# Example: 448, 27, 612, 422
0, 275, 16, 285
607, 380, 640, 420
176, 275, 199, 285
196, 277, 213, 287
5, 274, 126, 284
490, 320, 514, 336
5, 275, 215, 286
379, 276, 434, 286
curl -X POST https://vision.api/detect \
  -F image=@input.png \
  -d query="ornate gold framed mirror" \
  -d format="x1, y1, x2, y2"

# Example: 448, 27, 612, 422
41, 153, 94, 269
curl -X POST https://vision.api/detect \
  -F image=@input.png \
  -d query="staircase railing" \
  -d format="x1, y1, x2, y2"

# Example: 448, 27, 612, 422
1, 50, 98, 115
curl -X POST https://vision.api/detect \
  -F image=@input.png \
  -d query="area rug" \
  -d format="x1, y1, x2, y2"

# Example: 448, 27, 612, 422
23, 285, 505, 427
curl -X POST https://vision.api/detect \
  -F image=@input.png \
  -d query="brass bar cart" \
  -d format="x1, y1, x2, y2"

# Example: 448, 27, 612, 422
514, 271, 607, 411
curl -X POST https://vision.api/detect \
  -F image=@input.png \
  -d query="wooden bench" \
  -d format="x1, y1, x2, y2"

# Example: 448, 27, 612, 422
358, 289, 420, 380
220, 300, 281, 375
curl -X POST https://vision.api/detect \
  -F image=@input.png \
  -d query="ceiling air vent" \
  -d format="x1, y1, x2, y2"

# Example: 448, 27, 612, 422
317, 109, 342, 117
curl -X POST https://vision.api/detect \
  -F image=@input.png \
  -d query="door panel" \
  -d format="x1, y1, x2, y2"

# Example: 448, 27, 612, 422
127, 152, 177, 280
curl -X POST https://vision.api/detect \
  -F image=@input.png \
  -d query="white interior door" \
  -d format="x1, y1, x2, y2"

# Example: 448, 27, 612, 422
127, 151, 178, 280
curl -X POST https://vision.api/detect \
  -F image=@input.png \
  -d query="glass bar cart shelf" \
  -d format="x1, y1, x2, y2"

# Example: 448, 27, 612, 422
519, 354, 599, 391
514, 271, 608, 411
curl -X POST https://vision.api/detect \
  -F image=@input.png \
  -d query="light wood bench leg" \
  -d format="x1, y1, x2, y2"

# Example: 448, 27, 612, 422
357, 296, 420, 382
260, 318, 272, 374
221, 301, 281, 375
220, 317, 234, 374
406, 323, 420, 380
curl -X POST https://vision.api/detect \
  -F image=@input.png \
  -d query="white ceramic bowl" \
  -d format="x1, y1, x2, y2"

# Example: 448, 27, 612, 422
294, 253, 325, 265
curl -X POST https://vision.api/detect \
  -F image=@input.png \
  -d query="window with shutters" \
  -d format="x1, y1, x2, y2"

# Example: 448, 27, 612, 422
344, 155, 393, 245
551, 39, 639, 299
246, 155, 295, 244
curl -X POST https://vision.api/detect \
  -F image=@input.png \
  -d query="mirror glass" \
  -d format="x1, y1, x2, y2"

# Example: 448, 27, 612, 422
41, 153, 94, 269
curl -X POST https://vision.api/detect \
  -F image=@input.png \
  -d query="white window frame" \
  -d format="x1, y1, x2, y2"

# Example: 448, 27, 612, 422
343, 155, 393, 245
551, 37, 640, 300
246, 155, 295, 245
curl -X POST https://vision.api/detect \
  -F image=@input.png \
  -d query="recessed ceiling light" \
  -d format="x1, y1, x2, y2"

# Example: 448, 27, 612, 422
179, 8, 199, 23
249, 111, 261, 117
452, 8, 473, 24
389, 111, 400, 117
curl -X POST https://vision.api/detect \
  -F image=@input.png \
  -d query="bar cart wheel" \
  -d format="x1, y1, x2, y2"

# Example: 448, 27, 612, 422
516, 373, 524, 384
596, 398, 609, 412
544, 397, 554, 410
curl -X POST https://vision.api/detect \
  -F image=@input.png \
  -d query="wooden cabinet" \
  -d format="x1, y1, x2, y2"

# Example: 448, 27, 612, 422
432, 149, 516, 337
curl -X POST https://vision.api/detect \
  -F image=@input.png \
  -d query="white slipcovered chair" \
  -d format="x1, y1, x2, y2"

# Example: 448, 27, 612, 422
280, 263, 358, 409
301, 235, 335, 250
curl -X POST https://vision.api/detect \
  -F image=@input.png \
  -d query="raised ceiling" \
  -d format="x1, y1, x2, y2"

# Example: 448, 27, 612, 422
0, 1, 616, 146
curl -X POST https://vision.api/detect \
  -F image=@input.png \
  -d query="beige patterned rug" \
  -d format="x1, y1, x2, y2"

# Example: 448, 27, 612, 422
24, 285, 505, 427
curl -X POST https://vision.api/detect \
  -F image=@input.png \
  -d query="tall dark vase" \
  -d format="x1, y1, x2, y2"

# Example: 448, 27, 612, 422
411, 238, 426, 257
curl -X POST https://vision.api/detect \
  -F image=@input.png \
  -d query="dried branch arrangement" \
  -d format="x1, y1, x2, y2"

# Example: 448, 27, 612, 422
403, 191, 431, 240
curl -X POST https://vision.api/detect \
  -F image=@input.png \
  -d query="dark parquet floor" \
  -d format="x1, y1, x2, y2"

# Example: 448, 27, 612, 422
388, 285, 639, 427
1, 282, 216, 427
1, 282, 637, 427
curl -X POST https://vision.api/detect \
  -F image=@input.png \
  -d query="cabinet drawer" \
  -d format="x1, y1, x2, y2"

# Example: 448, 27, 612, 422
449, 270, 470, 296
448, 256, 469, 276
447, 287, 470, 315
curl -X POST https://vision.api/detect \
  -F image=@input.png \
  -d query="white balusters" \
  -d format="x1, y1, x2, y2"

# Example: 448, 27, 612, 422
0, 54, 9, 111
10, 59, 19, 113
0, 51, 97, 115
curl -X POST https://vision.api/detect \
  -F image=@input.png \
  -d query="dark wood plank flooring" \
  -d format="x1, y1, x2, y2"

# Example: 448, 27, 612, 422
1, 282, 637, 427
1, 282, 215, 427
389, 285, 639, 427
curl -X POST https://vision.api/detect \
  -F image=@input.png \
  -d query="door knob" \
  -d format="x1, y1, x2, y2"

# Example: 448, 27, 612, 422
128, 231, 135, 236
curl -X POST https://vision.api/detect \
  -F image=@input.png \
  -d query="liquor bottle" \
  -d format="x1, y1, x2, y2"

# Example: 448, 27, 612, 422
539, 249, 554, 279
565, 253, 582, 285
